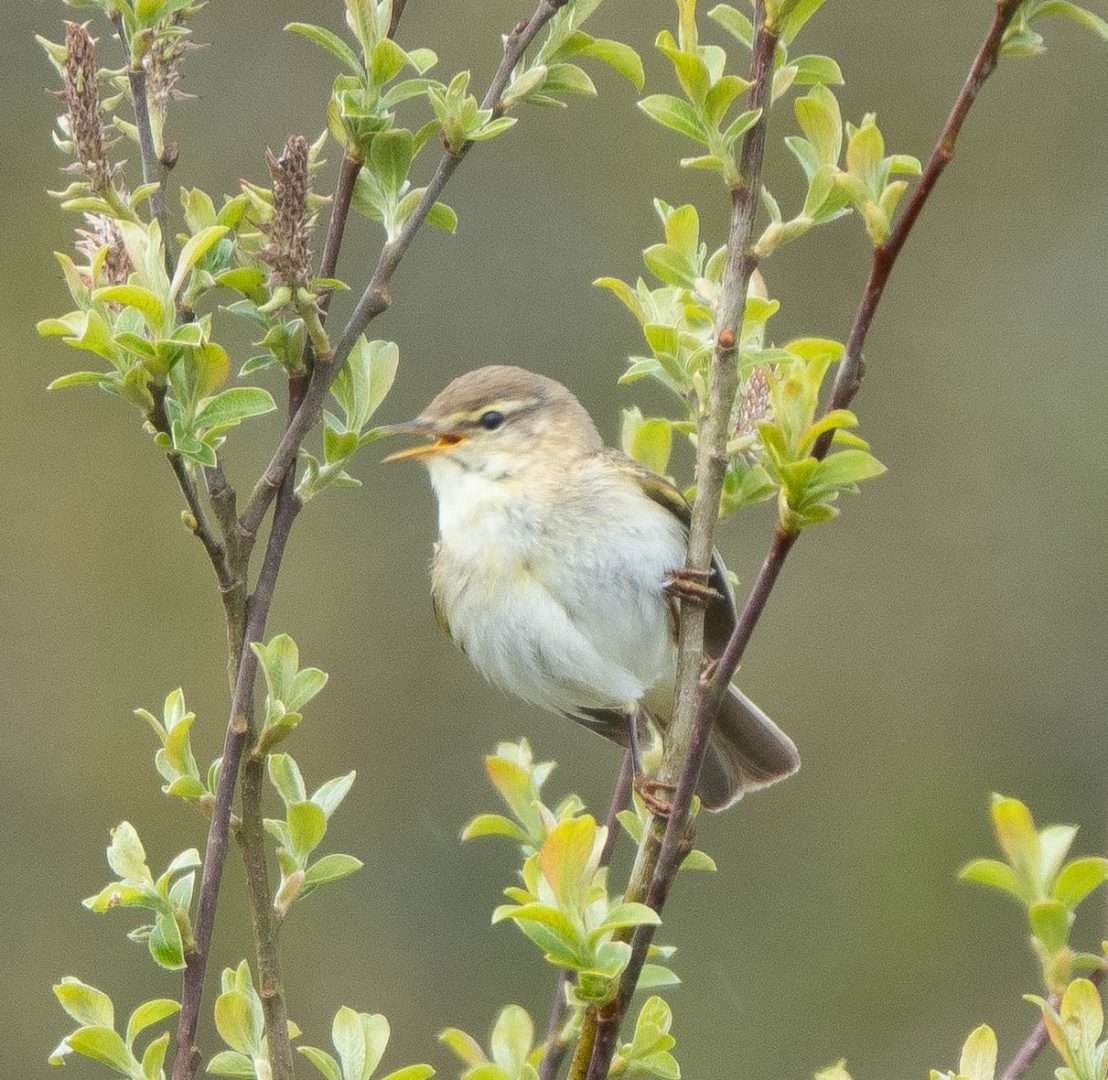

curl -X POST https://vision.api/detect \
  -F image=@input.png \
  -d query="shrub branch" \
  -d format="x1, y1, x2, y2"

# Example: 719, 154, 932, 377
585, 1, 1026, 1075
168, 4, 570, 1076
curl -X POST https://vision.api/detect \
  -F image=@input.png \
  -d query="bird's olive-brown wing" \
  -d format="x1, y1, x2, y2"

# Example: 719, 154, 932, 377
604, 450, 739, 660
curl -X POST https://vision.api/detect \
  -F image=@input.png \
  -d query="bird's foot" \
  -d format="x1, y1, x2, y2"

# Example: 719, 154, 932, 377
635, 777, 677, 818
699, 656, 719, 687
663, 567, 722, 606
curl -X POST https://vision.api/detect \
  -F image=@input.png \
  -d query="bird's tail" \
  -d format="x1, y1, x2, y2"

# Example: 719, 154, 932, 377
695, 686, 800, 811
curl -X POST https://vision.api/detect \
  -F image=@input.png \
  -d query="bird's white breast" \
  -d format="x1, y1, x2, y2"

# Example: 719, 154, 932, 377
428, 457, 685, 718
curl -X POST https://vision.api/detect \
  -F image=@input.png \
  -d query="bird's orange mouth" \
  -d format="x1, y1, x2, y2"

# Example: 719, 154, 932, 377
382, 433, 465, 463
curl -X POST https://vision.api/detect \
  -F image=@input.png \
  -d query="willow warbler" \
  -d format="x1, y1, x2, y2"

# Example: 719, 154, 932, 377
384, 366, 799, 810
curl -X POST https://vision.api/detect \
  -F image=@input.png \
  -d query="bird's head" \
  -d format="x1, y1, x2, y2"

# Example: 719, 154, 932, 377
382, 365, 601, 480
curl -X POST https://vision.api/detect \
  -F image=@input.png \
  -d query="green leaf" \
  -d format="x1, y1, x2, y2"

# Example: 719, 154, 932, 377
958, 1025, 997, 1080
791, 54, 844, 85
637, 964, 681, 990
426, 202, 458, 234
303, 853, 364, 892
370, 129, 414, 198
172, 226, 230, 299
378, 1067, 435, 1080
812, 450, 887, 489
194, 387, 277, 431
288, 801, 328, 858
54, 979, 115, 1029
311, 771, 354, 817
372, 38, 409, 85
959, 858, 1026, 903
148, 910, 186, 970
991, 795, 1041, 878
722, 108, 762, 147
461, 814, 530, 844
543, 63, 598, 97
298, 1047, 343, 1080
268, 753, 308, 804
93, 285, 166, 330
1052, 858, 1108, 910
490, 1006, 533, 1078
47, 371, 108, 390
438, 1029, 485, 1068
126, 999, 180, 1049
470, 117, 518, 142
594, 902, 662, 935
64, 1027, 134, 1075
107, 821, 150, 882
1036, 1, 1108, 39
778, 0, 830, 44
627, 418, 673, 476
214, 989, 263, 1057
538, 816, 597, 911
286, 22, 363, 72
1040, 824, 1078, 885
142, 1032, 170, 1080
637, 95, 707, 143
207, 1050, 258, 1077
1028, 899, 1071, 954
579, 39, 644, 89
708, 4, 753, 47
333, 1007, 390, 1080
794, 85, 841, 165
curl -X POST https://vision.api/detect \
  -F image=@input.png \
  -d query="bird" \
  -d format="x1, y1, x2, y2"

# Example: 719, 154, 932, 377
383, 365, 799, 811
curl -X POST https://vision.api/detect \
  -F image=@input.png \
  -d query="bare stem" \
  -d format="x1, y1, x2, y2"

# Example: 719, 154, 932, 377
239, 0, 567, 538
587, 2, 1025, 1075
538, 752, 633, 1080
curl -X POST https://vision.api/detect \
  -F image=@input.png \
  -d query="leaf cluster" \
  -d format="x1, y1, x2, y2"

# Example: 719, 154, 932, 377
82, 822, 200, 972
50, 978, 180, 1080
960, 794, 1108, 992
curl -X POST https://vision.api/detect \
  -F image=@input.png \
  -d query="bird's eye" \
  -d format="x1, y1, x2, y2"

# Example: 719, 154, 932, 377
479, 410, 505, 431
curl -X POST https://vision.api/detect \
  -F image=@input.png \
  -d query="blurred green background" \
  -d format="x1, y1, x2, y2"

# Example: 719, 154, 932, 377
3, 2, 1107, 1077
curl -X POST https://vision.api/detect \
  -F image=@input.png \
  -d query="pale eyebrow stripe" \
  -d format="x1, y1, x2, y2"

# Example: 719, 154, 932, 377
455, 396, 543, 424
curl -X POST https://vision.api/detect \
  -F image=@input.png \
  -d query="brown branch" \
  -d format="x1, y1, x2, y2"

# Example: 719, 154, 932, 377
239, 0, 568, 538
538, 751, 633, 1080
587, 2, 1025, 1075
583, 6, 779, 1075
234, 373, 308, 1080
170, 475, 302, 1080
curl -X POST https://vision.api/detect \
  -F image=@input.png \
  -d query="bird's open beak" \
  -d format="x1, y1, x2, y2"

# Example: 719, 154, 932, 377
380, 419, 466, 463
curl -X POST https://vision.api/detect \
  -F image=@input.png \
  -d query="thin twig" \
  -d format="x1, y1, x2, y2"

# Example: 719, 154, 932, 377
126, 63, 174, 274
583, 5, 779, 1074
171, 7, 566, 1073
538, 751, 633, 1080
587, 2, 1025, 1075
148, 387, 233, 590
239, 0, 568, 538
